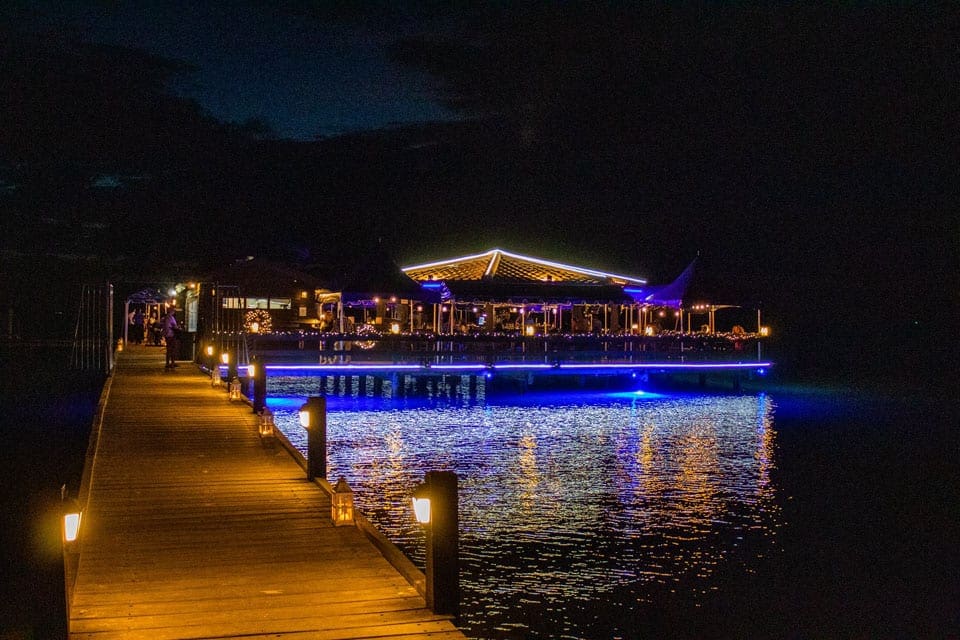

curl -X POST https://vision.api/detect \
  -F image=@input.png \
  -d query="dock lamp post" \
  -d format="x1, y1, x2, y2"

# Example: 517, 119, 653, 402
251, 356, 266, 414
411, 471, 459, 620
299, 396, 327, 481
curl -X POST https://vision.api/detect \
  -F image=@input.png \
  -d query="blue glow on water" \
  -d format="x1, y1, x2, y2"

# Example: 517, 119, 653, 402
265, 376, 781, 638
606, 388, 670, 400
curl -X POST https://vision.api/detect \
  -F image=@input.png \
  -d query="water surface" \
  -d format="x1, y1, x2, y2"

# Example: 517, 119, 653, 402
268, 377, 785, 638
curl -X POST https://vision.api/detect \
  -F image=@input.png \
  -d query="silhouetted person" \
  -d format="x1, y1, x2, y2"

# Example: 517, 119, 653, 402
162, 307, 179, 368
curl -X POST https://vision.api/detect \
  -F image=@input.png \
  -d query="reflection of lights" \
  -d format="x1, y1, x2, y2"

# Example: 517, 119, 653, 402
263, 387, 781, 636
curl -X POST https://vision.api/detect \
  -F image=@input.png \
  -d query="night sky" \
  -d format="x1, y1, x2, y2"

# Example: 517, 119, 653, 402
1, 2, 957, 383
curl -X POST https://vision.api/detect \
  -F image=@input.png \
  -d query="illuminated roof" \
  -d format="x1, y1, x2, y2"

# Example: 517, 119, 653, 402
402, 249, 646, 285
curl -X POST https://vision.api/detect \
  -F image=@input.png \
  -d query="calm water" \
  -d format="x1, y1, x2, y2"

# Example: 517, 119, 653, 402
265, 376, 960, 638
4, 355, 956, 639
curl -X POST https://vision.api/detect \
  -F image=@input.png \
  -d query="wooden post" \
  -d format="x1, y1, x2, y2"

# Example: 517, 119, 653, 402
424, 470, 459, 620
304, 396, 327, 481
252, 356, 266, 413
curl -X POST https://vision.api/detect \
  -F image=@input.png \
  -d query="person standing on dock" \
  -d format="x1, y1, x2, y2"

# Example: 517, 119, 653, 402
162, 306, 180, 368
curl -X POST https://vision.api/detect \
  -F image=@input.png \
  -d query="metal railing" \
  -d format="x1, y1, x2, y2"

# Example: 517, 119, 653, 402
71, 283, 114, 372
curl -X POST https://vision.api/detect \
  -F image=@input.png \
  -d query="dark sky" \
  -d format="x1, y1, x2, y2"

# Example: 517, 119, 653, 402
1, 2, 956, 380
4, 1, 459, 138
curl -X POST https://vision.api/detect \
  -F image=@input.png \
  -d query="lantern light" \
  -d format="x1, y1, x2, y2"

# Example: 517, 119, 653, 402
644, 326, 655, 336
331, 476, 355, 526
116, 339, 124, 352
299, 401, 311, 428
258, 408, 275, 438
63, 511, 82, 543
759, 326, 771, 337
206, 344, 214, 357
221, 352, 230, 365
411, 482, 431, 524
390, 322, 401, 334
228, 377, 241, 401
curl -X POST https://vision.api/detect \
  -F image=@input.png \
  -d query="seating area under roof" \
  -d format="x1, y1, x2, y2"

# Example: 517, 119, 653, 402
402, 248, 647, 285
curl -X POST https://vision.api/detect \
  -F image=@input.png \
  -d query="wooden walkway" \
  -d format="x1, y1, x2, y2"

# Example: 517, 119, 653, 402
67, 348, 465, 639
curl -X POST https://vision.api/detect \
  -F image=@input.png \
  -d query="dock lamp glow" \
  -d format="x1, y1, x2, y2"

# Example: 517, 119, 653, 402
299, 397, 327, 481
411, 471, 459, 619
411, 482, 431, 524
331, 476, 355, 526
63, 509, 82, 544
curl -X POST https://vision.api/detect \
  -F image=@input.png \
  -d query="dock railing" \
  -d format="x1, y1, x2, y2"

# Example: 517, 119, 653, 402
200, 330, 768, 367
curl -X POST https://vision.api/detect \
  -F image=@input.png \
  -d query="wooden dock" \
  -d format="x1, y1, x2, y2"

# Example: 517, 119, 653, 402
66, 348, 466, 639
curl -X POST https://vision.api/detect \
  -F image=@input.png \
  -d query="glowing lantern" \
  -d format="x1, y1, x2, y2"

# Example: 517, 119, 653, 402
258, 408, 275, 438
206, 344, 214, 357
221, 352, 230, 365
228, 377, 241, 401
298, 401, 311, 428
116, 339, 124, 352
63, 511, 82, 544
644, 326, 655, 336
331, 476, 355, 526
525, 325, 535, 336
759, 326, 771, 337
411, 482, 431, 524
247, 364, 256, 378
250, 321, 260, 333
390, 322, 401, 334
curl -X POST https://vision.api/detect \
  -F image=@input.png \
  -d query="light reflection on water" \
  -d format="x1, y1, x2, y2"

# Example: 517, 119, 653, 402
267, 377, 780, 639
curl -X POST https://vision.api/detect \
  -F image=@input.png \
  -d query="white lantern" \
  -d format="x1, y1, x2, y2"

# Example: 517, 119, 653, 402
228, 377, 241, 401
331, 476, 355, 526
258, 408, 275, 438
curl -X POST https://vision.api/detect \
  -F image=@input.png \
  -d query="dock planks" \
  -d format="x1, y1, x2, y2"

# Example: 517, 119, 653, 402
68, 348, 465, 639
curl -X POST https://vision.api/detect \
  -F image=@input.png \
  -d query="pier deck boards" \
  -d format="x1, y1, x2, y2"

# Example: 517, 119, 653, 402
68, 348, 464, 639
